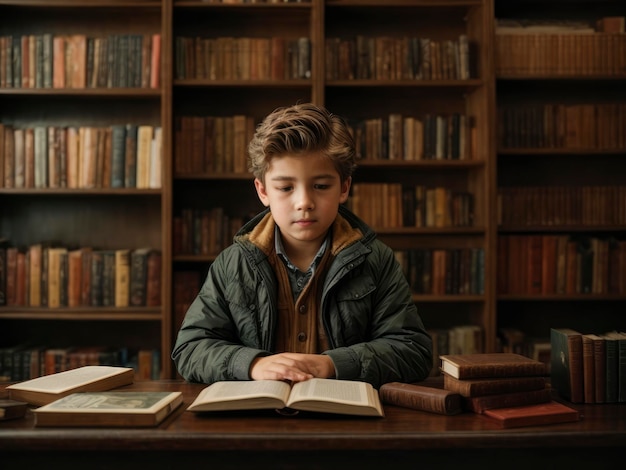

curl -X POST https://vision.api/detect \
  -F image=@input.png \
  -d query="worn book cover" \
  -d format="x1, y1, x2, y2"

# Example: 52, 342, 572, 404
6, 365, 134, 406
463, 388, 552, 413
550, 328, 584, 403
443, 374, 547, 397
379, 382, 462, 415
187, 378, 384, 417
440, 353, 547, 380
34, 391, 183, 427
483, 401, 580, 428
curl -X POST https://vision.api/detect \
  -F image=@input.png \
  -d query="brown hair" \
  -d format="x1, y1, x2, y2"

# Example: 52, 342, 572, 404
248, 103, 356, 182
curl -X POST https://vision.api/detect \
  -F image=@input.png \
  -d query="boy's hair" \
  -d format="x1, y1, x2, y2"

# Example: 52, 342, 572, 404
248, 103, 356, 182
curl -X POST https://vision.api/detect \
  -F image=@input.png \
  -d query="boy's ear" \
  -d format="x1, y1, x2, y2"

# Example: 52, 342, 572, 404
254, 178, 270, 207
339, 176, 352, 204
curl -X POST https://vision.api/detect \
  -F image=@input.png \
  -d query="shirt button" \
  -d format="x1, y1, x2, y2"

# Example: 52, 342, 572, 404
298, 332, 307, 342
299, 305, 306, 314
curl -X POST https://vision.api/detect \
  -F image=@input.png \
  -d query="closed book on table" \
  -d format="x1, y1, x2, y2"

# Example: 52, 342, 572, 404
440, 353, 546, 380
443, 374, 547, 397
462, 387, 552, 413
379, 382, 462, 415
483, 401, 580, 428
34, 391, 183, 427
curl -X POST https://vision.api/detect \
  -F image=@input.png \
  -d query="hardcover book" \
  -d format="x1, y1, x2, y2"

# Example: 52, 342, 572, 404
379, 382, 462, 415
462, 388, 552, 413
550, 328, 584, 403
187, 378, 384, 417
6, 365, 134, 406
34, 391, 183, 427
483, 401, 580, 428
443, 374, 547, 397
440, 353, 547, 380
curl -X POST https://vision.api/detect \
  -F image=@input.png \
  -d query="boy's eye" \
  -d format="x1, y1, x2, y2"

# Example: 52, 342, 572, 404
278, 186, 293, 192
314, 184, 330, 190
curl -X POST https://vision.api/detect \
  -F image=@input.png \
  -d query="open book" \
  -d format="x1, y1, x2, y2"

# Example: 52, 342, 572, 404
187, 378, 384, 417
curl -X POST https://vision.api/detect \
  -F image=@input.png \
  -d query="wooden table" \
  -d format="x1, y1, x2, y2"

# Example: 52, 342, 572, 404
1, 380, 624, 469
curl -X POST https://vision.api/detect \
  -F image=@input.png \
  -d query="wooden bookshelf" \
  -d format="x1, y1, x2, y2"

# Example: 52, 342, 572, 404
494, 0, 626, 356
0, 0, 170, 379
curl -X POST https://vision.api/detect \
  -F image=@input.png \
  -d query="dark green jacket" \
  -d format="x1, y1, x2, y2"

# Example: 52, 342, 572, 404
171, 206, 432, 388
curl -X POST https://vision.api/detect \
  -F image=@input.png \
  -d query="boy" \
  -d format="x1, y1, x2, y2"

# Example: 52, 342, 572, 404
172, 103, 432, 388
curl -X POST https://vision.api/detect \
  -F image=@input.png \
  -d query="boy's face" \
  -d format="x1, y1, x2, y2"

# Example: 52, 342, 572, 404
254, 151, 351, 251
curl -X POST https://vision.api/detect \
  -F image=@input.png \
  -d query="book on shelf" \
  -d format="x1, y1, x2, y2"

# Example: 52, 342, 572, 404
6, 365, 134, 406
550, 328, 584, 403
33, 391, 183, 428
379, 382, 462, 416
0, 399, 28, 421
443, 374, 547, 397
439, 353, 547, 380
187, 378, 384, 417
602, 331, 626, 403
462, 388, 552, 414
483, 401, 580, 429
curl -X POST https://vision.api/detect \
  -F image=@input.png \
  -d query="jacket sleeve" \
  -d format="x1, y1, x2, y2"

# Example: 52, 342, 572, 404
170, 248, 269, 384
324, 241, 433, 388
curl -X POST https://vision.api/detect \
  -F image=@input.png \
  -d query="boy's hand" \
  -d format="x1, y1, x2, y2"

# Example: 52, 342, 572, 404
250, 353, 335, 382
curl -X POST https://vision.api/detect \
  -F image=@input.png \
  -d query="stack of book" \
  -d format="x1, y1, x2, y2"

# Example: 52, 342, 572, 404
440, 353, 579, 428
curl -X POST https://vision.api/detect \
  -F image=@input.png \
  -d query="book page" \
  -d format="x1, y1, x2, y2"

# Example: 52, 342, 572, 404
187, 380, 291, 411
6, 366, 132, 393
288, 378, 370, 406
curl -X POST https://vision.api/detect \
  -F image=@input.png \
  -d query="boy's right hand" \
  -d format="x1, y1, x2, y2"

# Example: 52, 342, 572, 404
249, 353, 334, 382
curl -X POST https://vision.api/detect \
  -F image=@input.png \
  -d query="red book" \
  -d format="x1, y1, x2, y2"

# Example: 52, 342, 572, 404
484, 401, 580, 428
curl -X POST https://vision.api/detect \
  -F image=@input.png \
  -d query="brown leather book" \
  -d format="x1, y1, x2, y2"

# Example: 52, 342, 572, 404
463, 388, 552, 413
440, 353, 547, 380
379, 382, 462, 416
444, 374, 547, 397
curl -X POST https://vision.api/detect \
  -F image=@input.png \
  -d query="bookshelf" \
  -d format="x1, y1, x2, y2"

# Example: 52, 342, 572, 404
0, 0, 496, 380
323, 0, 496, 360
0, 1, 169, 379
494, 0, 626, 358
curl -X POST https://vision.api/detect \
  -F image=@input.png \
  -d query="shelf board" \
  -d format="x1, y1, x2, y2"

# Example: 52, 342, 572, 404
498, 294, 626, 301
0, 307, 163, 321
326, 79, 484, 88
173, 79, 311, 88
0, 189, 162, 195
498, 225, 626, 233
413, 294, 485, 302
0, 88, 161, 98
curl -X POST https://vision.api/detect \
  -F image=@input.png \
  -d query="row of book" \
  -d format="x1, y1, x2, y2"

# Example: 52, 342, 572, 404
551, 328, 626, 404
173, 207, 246, 256
0, 243, 162, 308
497, 103, 626, 150
347, 184, 475, 229
0, 124, 162, 190
174, 115, 255, 175
440, 353, 580, 428
0, 33, 161, 89
498, 186, 626, 227
0, 345, 160, 382
496, 33, 626, 76
395, 248, 485, 296
325, 35, 471, 81
174, 36, 311, 81
497, 235, 626, 296
349, 113, 470, 161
